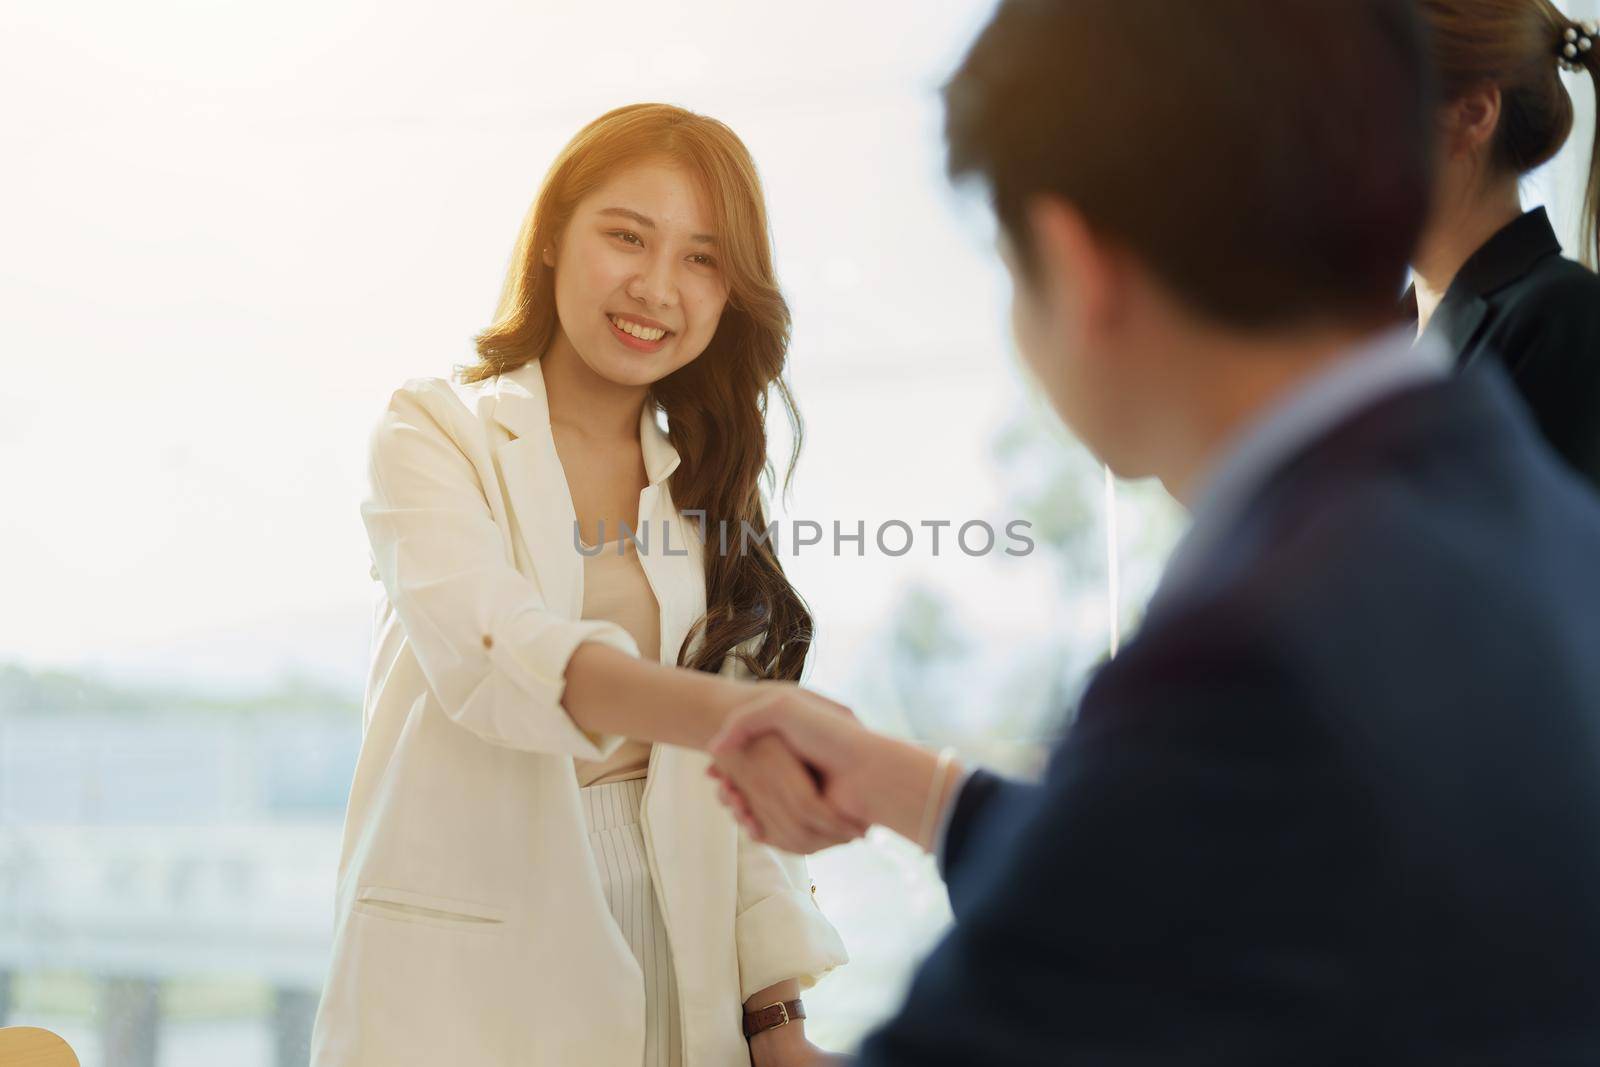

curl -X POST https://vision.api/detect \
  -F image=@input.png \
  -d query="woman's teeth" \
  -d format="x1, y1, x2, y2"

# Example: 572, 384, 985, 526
609, 315, 667, 342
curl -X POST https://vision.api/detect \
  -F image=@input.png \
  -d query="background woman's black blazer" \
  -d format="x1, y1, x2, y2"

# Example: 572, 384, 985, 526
1405, 206, 1600, 491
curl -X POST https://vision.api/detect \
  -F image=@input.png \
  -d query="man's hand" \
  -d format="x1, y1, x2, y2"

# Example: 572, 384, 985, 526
706, 683, 880, 853
710, 683, 968, 856
717, 731, 869, 853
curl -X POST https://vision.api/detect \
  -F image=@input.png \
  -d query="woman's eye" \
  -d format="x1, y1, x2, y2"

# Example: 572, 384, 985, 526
689, 254, 718, 268
609, 230, 642, 246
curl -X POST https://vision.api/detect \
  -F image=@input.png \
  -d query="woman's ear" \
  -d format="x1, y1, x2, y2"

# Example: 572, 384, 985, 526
542, 243, 556, 268
1444, 82, 1502, 160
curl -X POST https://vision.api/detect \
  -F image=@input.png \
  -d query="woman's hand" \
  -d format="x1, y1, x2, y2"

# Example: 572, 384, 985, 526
714, 688, 965, 855
707, 684, 880, 853
748, 1020, 838, 1067
707, 682, 870, 852
714, 731, 869, 853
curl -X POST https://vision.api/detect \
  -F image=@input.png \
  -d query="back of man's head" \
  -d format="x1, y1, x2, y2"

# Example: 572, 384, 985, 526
943, 0, 1435, 330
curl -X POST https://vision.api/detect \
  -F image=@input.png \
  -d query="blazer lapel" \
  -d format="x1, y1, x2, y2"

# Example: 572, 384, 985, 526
638, 479, 708, 668
1402, 207, 1562, 369
1424, 207, 1562, 369
634, 401, 704, 668
491, 360, 583, 619
488, 357, 703, 665
1428, 294, 1490, 370
1403, 281, 1489, 369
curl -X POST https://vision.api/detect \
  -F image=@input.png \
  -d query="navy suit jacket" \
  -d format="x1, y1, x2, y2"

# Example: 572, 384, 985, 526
854, 362, 1600, 1065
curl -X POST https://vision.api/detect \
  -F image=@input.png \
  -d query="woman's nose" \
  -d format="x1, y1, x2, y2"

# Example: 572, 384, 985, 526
628, 256, 679, 308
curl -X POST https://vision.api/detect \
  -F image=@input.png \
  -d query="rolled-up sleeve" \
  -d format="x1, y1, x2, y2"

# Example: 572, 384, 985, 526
733, 828, 850, 1001
720, 652, 851, 1004
718, 646, 850, 1001
362, 381, 640, 759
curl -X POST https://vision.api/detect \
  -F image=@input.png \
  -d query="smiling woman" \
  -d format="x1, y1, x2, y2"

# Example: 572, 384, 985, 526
548, 171, 729, 368
590, 202, 721, 349
469, 104, 813, 683
308, 103, 856, 1067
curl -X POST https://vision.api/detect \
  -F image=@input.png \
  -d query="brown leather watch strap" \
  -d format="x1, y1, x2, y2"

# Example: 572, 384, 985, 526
743, 997, 806, 1039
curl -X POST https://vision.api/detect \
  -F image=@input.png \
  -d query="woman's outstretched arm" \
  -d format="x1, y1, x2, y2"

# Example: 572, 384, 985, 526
561, 640, 752, 748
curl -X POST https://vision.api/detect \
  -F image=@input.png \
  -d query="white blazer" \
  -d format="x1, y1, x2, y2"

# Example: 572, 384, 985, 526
309, 357, 848, 1066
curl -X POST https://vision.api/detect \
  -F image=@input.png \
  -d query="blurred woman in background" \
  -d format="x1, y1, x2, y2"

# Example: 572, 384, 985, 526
1408, 1, 1600, 490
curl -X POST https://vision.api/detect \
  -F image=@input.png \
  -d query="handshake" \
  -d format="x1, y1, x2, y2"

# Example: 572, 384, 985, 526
701, 681, 965, 856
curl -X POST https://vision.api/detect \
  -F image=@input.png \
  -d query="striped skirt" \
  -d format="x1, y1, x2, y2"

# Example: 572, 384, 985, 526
579, 776, 686, 1067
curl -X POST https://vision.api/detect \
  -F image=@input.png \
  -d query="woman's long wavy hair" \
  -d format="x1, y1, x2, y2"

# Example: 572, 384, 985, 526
1418, 0, 1600, 268
457, 103, 813, 682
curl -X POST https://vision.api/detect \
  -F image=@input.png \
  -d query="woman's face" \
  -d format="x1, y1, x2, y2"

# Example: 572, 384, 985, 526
546, 160, 731, 388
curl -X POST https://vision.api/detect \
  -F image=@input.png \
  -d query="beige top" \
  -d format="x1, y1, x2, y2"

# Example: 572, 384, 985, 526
571, 535, 661, 788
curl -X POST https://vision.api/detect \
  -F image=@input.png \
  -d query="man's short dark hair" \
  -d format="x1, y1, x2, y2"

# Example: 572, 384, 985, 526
943, 0, 1436, 328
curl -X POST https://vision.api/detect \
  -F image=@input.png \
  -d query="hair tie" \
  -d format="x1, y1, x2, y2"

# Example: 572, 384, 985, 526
1559, 21, 1596, 73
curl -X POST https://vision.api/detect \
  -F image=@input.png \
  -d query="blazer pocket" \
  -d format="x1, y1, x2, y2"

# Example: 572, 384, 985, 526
352, 884, 508, 933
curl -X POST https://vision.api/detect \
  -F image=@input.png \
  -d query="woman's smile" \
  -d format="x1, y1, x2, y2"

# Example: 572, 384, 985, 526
607, 311, 674, 353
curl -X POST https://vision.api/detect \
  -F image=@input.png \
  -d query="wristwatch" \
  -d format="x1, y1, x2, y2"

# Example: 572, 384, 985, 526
743, 997, 806, 1039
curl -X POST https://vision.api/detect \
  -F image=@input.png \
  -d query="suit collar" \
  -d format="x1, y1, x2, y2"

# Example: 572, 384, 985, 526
1402, 207, 1563, 364
1146, 364, 1509, 630
1154, 325, 1451, 611
1447, 205, 1562, 298
490, 357, 682, 487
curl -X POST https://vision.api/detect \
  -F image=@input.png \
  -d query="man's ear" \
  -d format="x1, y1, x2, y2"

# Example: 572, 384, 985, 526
1025, 194, 1119, 336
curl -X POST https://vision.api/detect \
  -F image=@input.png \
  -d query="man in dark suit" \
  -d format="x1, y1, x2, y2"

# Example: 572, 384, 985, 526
702, 1, 1600, 1063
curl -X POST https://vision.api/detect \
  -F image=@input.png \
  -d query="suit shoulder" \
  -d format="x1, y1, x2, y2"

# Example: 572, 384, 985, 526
1091, 580, 1310, 712
1237, 458, 1595, 656
1529, 250, 1600, 289
1503, 256, 1600, 324
1143, 476, 1461, 660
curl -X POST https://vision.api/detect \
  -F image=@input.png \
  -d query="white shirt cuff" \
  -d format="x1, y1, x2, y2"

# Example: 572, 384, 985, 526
933, 764, 976, 866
